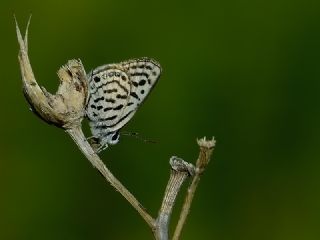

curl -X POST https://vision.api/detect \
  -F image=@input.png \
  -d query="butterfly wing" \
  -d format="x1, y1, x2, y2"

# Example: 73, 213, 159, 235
86, 65, 131, 139
86, 58, 161, 147
106, 58, 162, 132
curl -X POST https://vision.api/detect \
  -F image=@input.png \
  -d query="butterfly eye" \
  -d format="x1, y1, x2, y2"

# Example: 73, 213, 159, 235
112, 131, 120, 142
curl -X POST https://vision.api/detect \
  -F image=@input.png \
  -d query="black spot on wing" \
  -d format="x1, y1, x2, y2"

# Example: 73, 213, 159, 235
105, 89, 118, 93
91, 80, 129, 95
116, 94, 127, 99
131, 72, 149, 78
103, 115, 117, 121
108, 110, 134, 128
139, 79, 146, 86
93, 96, 105, 103
105, 98, 116, 103
96, 110, 134, 129
130, 92, 140, 100
113, 104, 124, 110
94, 76, 100, 83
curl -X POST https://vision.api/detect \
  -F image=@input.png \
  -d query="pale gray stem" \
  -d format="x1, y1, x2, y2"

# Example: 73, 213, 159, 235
153, 157, 195, 240
172, 137, 216, 240
66, 126, 156, 229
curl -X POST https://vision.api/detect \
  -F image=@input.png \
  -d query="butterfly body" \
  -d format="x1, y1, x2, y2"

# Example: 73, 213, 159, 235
86, 58, 161, 152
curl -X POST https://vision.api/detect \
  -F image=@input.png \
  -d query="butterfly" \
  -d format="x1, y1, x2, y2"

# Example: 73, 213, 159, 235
86, 58, 161, 153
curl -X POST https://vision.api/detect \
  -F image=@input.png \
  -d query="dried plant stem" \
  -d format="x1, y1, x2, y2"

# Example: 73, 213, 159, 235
67, 126, 155, 228
153, 157, 195, 240
172, 137, 216, 240
16, 16, 216, 240
172, 173, 200, 240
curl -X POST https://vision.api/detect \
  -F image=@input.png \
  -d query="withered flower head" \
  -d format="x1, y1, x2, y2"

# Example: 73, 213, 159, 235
16, 17, 88, 129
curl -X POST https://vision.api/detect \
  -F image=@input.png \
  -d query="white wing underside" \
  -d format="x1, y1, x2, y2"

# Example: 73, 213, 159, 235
86, 58, 161, 141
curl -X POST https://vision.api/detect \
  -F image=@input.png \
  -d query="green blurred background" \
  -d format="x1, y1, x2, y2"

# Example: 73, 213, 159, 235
1, 0, 320, 239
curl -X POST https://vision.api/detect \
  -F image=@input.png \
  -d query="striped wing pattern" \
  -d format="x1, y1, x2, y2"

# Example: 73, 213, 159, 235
86, 58, 161, 151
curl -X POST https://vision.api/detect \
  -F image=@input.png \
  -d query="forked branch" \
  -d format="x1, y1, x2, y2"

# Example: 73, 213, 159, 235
173, 137, 216, 240
16, 17, 216, 240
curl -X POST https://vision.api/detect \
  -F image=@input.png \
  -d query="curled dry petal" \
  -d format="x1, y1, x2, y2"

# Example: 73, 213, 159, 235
16, 17, 88, 129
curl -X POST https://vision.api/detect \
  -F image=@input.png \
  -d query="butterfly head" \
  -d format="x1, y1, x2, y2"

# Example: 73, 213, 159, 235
88, 131, 120, 153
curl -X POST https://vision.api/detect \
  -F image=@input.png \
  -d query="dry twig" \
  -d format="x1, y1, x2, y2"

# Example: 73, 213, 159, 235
15, 17, 216, 240
173, 137, 216, 240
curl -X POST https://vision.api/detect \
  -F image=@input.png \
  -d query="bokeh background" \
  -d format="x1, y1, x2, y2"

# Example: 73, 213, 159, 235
1, 0, 320, 239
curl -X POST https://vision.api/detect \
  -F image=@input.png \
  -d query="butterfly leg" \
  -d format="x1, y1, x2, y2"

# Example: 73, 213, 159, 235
87, 136, 97, 140
96, 144, 108, 153
86, 136, 105, 153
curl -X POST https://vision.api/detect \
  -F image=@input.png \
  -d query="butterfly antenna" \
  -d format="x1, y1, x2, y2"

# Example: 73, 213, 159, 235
121, 131, 157, 144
